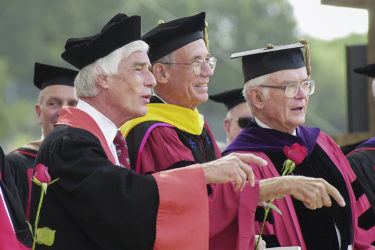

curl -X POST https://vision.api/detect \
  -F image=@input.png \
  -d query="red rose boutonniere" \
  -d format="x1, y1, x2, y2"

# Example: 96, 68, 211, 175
256, 143, 307, 249
282, 143, 308, 175
29, 163, 59, 249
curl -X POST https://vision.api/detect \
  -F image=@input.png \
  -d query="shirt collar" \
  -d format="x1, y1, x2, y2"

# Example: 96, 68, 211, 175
255, 116, 297, 136
76, 99, 118, 147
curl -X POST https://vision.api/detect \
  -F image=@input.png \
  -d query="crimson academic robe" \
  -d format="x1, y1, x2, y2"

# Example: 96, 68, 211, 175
346, 137, 375, 215
6, 145, 38, 218
224, 123, 375, 250
122, 96, 260, 250
29, 106, 209, 250
0, 146, 32, 249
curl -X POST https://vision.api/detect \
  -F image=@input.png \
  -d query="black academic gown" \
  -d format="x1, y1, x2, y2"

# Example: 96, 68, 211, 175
29, 125, 159, 250
0, 146, 32, 248
6, 147, 37, 216
347, 141, 375, 216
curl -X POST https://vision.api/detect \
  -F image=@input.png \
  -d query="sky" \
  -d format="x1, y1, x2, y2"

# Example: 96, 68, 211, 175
287, 0, 368, 40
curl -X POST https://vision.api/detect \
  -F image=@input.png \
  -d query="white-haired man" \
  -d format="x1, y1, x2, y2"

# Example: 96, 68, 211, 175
224, 43, 375, 249
29, 13, 267, 250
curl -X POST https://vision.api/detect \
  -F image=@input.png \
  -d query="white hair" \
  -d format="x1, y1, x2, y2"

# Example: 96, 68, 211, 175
243, 74, 271, 108
74, 40, 149, 98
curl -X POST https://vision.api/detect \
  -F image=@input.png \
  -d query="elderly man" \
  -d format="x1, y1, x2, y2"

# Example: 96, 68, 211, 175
6, 63, 77, 217
121, 13, 347, 250
209, 88, 253, 147
224, 43, 375, 249
29, 13, 268, 250
346, 63, 375, 215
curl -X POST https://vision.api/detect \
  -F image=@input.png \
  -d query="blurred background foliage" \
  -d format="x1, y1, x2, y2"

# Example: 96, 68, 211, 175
0, 0, 367, 152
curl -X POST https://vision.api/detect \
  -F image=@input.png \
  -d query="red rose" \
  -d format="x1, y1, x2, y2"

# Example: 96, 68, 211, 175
34, 163, 52, 183
283, 143, 307, 165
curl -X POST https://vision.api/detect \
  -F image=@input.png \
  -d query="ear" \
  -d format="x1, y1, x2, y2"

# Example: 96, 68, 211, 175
224, 118, 231, 135
35, 104, 42, 125
248, 88, 265, 109
96, 66, 111, 89
152, 63, 168, 84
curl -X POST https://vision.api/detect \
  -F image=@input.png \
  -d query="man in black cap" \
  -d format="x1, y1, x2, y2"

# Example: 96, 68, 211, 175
121, 13, 347, 250
224, 43, 375, 249
6, 62, 77, 218
29, 13, 268, 250
346, 63, 375, 215
209, 88, 253, 148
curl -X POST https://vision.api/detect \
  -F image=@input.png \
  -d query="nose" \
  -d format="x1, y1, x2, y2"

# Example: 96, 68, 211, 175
145, 70, 157, 88
295, 84, 308, 99
201, 62, 214, 77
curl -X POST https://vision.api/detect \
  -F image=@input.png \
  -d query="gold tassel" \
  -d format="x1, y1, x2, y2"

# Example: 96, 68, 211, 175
299, 39, 311, 77
157, 20, 165, 25
203, 20, 209, 51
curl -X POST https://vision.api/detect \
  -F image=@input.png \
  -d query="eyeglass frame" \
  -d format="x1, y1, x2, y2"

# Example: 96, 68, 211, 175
161, 56, 217, 76
258, 79, 315, 98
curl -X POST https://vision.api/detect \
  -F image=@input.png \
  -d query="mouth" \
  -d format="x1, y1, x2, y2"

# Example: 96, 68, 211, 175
142, 94, 152, 103
291, 106, 304, 112
195, 83, 208, 88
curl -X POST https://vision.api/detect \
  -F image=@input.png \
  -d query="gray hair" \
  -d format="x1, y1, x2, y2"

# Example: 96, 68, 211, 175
153, 53, 174, 65
74, 40, 149, 98
372, 78, 375, 98
243, 74, 270, 108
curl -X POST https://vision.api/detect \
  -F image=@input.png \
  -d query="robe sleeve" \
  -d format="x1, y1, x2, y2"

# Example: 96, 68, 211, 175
139, 126, 196, 174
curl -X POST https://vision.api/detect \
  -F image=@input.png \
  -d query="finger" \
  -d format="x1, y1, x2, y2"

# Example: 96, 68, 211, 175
325, 182, 346, 207
320, 189, 332, 207
232, 153, 268, 166
235, 166, 247, 191
238, 160, 255, 187
232, 168, 241, 190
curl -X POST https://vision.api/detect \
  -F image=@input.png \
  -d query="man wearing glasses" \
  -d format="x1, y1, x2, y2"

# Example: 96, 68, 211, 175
224, 43, 375, 249
209, 88, 253, 149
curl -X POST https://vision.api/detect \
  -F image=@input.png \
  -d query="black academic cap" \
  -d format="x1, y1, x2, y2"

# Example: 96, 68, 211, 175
62, 13, 141, 69
354, 63, 375, 78
231, 43, 306, 83
209, 88, 246, 111
142, 12, 206, 63
33, 62, 78, 90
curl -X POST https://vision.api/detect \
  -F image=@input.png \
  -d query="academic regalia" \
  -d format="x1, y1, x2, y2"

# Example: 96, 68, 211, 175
29, 106, 209, 250
346, 137, 375, 216
6, 144, 38, 218
0, 146, 32, 249
122, 96, 260, 250
223, 121, 375, 249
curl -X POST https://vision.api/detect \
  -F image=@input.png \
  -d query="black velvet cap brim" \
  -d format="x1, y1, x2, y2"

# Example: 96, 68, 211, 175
34, 62, 78, 90
209, 88, 246, 110
354, 63, 375, 78
62, 14, 141, 69
142, 12, 206, 63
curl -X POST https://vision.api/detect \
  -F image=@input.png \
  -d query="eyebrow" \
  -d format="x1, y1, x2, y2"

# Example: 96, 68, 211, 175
132, 62, 149, 67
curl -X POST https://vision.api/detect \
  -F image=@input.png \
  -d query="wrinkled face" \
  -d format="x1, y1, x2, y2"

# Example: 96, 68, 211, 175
224, 102, 252, 143
36, 85, 77, 137
165, 39, 214, 109
259, 67, 309, 134
107, 50, 156, 124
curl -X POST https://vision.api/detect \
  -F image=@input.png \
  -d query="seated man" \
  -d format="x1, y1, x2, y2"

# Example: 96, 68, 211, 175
209, 88, 253, 149
6, 62, 77, 218
29, 13, 266, 250
346, 63, 375, 215
224, 42, 375, 249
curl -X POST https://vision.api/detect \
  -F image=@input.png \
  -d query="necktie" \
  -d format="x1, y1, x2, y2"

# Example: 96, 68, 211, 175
113, 131, 130, 168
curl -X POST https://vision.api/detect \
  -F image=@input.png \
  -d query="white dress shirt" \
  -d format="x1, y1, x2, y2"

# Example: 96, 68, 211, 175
76, 99, 120, 165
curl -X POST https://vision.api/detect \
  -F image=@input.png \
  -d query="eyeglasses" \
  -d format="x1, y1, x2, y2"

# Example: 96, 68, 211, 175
163, 57, 217, 76
237, 117, 252, 129
258, 80, 315, 98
